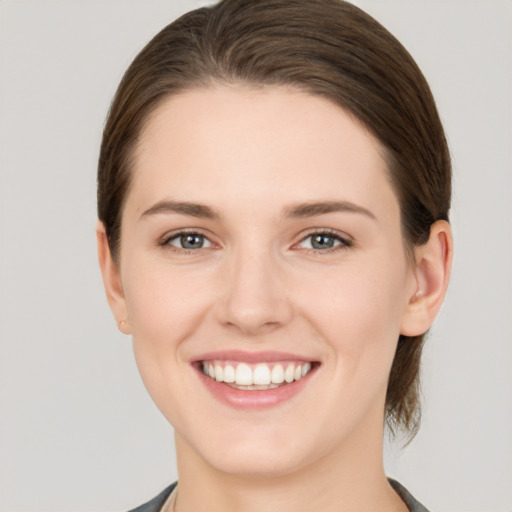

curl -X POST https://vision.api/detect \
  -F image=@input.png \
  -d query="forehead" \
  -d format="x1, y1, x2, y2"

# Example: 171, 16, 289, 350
129, 85, 398, 221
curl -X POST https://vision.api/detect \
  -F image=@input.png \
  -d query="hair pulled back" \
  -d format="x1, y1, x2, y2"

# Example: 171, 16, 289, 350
98, 0, 451, 438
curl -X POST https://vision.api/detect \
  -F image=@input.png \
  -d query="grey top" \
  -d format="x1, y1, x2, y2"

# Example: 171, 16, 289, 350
129, 479, 430, 512
129, 482, 177, 512
389, 479, 430, 512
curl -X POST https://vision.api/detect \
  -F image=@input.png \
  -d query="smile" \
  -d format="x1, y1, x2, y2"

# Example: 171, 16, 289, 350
202, 360, 313, 390
192, 352, 319, 409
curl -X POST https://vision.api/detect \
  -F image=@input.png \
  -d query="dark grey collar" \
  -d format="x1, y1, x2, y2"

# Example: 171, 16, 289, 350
128, 479, 430, 512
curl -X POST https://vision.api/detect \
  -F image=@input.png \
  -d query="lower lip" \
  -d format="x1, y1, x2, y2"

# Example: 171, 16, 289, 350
195, 365, 316, 410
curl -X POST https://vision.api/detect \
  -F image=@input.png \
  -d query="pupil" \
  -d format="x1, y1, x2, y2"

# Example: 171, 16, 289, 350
181, 234, 203, 249
312, 235, 334, 249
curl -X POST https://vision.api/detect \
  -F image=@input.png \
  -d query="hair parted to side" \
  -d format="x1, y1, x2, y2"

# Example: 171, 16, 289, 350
97, 0, 451, 439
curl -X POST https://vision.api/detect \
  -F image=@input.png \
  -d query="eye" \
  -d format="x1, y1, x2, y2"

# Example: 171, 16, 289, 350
165, 232, 213, 250
297, 231, 352, 251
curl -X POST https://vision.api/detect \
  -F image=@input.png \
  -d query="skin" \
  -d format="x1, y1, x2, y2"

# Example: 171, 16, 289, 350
98, 85, 452, 512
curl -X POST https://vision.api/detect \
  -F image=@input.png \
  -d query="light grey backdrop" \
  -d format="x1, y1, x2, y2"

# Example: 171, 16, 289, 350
1, 1, 511, 511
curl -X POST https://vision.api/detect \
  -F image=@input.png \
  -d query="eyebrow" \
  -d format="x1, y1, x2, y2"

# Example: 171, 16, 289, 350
282, 200, 376, 220
141, 200, 220, 219
140, 199, 376, 221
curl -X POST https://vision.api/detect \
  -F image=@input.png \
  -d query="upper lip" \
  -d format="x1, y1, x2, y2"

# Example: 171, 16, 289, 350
191, 350, 318, 364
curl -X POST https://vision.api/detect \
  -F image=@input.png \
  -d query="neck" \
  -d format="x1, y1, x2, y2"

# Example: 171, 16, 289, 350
173, 414, 407, 512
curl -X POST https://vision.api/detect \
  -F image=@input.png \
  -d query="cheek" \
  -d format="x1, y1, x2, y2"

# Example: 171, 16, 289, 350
123, 257, 213, 344
309, 256, 408, 330
122, 259, 216, 424
299, 254, 410, 377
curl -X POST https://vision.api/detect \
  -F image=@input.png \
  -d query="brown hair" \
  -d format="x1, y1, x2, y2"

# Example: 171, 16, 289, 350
98, 0, 451, 438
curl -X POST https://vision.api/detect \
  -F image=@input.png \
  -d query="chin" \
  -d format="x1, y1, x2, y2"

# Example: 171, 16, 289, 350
206, 446, 310, 479
178, 424, 317, 479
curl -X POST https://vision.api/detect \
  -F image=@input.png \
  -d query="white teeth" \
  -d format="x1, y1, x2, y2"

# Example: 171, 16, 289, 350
230, 383, 280, 390
253, 364, 271, 385
202, 360, 314, 388
284, 364, 295, 383
235, 363, 253, 385
223, 364, 235, 383
271, 364, 285, 384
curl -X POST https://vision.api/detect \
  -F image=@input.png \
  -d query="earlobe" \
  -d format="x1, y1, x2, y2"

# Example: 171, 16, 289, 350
400, 220, 453, 336
96, 221, 131, 334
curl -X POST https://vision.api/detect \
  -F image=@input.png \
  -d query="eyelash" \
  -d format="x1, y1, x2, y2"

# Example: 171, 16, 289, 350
159, 228, 353, 254
159, 229, 215, 254
295, 228, 353, 254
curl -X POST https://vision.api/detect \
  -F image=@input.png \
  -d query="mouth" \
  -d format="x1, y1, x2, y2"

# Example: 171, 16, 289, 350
199, 360, 314, 390
191, 352, 319, 409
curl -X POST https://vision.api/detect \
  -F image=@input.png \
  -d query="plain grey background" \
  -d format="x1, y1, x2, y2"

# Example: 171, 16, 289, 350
1, 1, 511, 510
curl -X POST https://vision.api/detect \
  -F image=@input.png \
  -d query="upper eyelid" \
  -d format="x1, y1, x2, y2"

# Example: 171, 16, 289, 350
160, 228, 214, 244
296, 227, 353, 243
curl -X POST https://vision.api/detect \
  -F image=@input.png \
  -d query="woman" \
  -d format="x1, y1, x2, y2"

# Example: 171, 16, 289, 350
96, 0, 452, 510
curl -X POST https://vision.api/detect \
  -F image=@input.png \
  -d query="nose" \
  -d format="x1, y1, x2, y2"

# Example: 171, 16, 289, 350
216, 246, 293, 336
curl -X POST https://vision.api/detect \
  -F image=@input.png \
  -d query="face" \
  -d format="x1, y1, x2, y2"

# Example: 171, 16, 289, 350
114, 86, 418, 477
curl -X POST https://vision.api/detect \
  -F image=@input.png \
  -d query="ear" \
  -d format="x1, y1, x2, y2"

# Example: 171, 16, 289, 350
96, 220, 131, 334
400, 220, 453, 336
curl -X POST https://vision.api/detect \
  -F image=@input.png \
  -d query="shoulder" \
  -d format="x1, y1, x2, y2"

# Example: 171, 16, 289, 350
388, 478, 431, 512
127, 482, 177, 512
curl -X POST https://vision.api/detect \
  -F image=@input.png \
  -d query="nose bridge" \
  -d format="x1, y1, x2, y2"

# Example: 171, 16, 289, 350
218, 240, 292, 334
